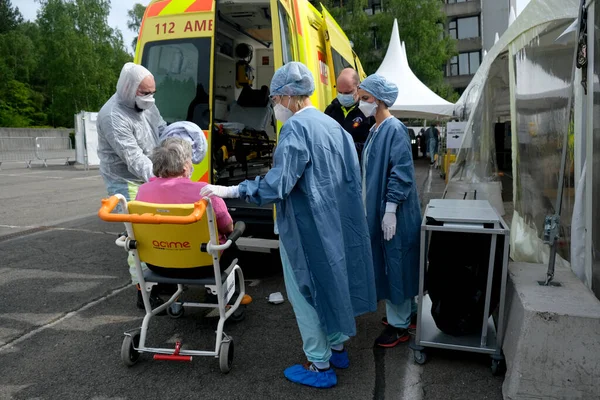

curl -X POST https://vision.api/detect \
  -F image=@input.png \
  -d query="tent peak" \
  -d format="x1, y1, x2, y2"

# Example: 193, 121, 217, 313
509, 6, 516, 26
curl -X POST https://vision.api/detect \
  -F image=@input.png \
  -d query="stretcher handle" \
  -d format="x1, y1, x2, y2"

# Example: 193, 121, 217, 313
227, 221, 246, 243
98, 196, 207, 224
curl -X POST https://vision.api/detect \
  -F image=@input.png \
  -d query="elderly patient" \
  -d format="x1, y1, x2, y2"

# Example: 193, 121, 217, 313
135, 135, 235, 279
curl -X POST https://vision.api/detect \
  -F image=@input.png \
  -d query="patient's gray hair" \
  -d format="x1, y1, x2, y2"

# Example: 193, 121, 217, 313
151, 137, 193, 178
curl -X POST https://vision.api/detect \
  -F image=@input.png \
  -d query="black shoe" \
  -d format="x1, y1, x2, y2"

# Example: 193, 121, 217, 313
137, 289, 166, 316
375, 325, 410, 348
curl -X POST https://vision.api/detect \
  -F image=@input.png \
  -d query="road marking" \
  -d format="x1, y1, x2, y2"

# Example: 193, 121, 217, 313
0, 284, 131, 353
72, 175, 102, 180
0, 173, 64, 179
426, 167, 433, 193
0, 224, 119, 236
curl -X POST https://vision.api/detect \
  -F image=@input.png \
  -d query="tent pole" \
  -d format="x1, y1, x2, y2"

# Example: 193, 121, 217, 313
542, 0, 587, 286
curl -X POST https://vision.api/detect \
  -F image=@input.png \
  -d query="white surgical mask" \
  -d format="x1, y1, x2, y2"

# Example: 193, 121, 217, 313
337, 93, 356, 108
359, 100, 377, 117
135, 94, 155, 110
273, 97, 293, 123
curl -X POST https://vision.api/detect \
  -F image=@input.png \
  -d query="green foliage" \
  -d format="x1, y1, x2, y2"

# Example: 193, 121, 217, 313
127, 3, 146, 50
322, 0, 457, 101
0, 0, 132, 128
0, 0, 23, 34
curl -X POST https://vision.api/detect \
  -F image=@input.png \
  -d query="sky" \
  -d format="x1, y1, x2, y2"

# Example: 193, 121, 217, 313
16, 0, 151, 53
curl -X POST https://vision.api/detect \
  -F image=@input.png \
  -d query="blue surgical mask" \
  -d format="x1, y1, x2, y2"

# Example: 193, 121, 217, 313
337, 93, 356, 108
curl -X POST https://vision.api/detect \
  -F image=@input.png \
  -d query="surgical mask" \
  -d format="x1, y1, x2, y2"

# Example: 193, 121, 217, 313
359, 100, 378, 117
135, 94, 155, 110
337, 93, 356, 108
274, 102, 293, 123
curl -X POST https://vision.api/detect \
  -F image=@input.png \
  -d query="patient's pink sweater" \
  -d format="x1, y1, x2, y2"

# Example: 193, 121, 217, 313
136, 177, 233, 243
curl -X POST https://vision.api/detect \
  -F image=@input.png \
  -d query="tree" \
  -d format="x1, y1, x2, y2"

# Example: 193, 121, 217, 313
34, 0, 131, 127
127, 3, 146, 51
323, 0, 457, 102
0, 0, 23, 34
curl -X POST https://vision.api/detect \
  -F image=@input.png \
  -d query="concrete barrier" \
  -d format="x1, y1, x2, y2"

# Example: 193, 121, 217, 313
0, 127, 72, 139
502, 262, 600, 399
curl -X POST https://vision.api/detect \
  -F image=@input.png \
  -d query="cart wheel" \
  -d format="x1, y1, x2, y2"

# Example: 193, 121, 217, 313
121, 332, 141, 367
219, 338, 234, 374
491, 359, 506, 376
413, 350, 427, 365
229, 305, 246, 322
167, 302, 185, 319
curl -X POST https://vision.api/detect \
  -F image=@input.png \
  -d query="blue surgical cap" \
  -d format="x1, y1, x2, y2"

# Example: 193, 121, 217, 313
359, 74, 398, 107
270, 62, 315, 96
160, 121, 207, 164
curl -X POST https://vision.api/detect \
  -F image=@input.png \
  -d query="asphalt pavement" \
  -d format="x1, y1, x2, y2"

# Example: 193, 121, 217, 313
0, 158, 504, 400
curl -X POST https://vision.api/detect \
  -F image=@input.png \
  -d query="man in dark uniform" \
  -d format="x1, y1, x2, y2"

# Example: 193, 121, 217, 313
325, 68, 375, 161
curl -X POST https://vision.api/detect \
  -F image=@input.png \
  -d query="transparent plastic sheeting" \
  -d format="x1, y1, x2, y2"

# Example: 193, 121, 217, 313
446, 0, 580, 217
592, 3, 600, 294
446, 57, 508, 216
509, 20, 575, 269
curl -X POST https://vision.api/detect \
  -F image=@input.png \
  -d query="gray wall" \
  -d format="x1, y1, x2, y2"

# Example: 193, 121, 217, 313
482, 0, 510, 52
0, 128, 72, 139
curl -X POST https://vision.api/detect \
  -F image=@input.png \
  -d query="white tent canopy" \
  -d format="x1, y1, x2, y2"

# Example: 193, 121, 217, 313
375, 19, 455, 119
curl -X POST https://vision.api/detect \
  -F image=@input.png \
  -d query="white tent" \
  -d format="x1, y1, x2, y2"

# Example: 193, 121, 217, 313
375, 19, 455, 119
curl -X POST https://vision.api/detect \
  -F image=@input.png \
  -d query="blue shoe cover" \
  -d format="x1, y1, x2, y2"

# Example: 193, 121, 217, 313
330, 349, 349, 369
283, 364, 337, 388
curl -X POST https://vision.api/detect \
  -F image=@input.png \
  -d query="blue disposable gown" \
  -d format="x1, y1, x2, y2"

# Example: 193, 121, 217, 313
362, 117, 421, 305
238, 107, 377, 336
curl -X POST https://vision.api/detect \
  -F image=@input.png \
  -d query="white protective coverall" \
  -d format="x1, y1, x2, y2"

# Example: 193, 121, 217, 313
97, 62, 166, 201
97, 62, 166, 285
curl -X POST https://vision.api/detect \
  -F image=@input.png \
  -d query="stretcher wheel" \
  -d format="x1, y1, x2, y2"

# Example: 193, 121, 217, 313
219, 338, 234, 373
167, 302, 185, 319
413, 350, 427, 365
229, 305, 246, 322
491, 358, 505, 376
121, 332, 141, 366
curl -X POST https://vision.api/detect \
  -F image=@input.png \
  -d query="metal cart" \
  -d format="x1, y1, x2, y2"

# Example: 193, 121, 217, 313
409, 199, 510, 375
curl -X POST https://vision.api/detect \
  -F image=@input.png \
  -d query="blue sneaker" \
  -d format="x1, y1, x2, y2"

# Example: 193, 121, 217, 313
330, 348, 349, 369
284, 363, 337, 388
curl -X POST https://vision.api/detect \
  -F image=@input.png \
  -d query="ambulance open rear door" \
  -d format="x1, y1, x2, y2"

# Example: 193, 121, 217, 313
135, 0, 218, 184
320, 5, 357, 97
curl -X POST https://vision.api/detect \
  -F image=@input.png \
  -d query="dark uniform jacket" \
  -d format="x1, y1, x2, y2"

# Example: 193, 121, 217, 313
324, 98, 375, 161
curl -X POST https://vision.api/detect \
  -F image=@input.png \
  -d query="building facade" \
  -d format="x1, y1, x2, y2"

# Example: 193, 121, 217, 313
443, 0, 515, 94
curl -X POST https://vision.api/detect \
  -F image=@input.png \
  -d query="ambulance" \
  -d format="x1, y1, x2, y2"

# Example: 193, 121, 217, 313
134, 0, 365, 252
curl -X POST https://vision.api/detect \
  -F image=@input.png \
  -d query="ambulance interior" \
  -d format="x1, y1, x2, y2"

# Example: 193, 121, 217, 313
211, 0, 278, 186
142, 0, 279, 187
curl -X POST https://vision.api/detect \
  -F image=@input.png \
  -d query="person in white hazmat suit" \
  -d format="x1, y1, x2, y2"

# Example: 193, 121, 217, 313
97, 62, 167, 310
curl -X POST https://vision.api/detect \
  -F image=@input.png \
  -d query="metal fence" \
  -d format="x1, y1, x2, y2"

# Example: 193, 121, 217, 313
0, 137, 75, 169
35, 137, 76, 167
0, 138, 36, 168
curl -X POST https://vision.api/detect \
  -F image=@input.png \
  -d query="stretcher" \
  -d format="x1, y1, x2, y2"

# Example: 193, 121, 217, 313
98, 195, 251, 373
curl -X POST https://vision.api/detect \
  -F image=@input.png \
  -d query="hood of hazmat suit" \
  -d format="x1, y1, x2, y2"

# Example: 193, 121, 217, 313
97, 62, 166, 199
159, 121, 207, 165
237, 107, 378, 336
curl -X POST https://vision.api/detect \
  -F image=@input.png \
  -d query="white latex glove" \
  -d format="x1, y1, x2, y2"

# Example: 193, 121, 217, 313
200, 184, 240, 198
382, 202, 398, 241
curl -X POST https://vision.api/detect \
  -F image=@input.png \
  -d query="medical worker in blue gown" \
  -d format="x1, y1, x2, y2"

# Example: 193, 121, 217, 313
357, 74, 421, 348
200, 62, 377, 388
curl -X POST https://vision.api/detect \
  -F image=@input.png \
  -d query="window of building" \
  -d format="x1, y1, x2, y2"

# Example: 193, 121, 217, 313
449, 20, 457, 39
447, 51, 480, 76
445, 0, 469, 4
456, 16, 480, 39
449, 56, 458, 76
364, 0, 382, 15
